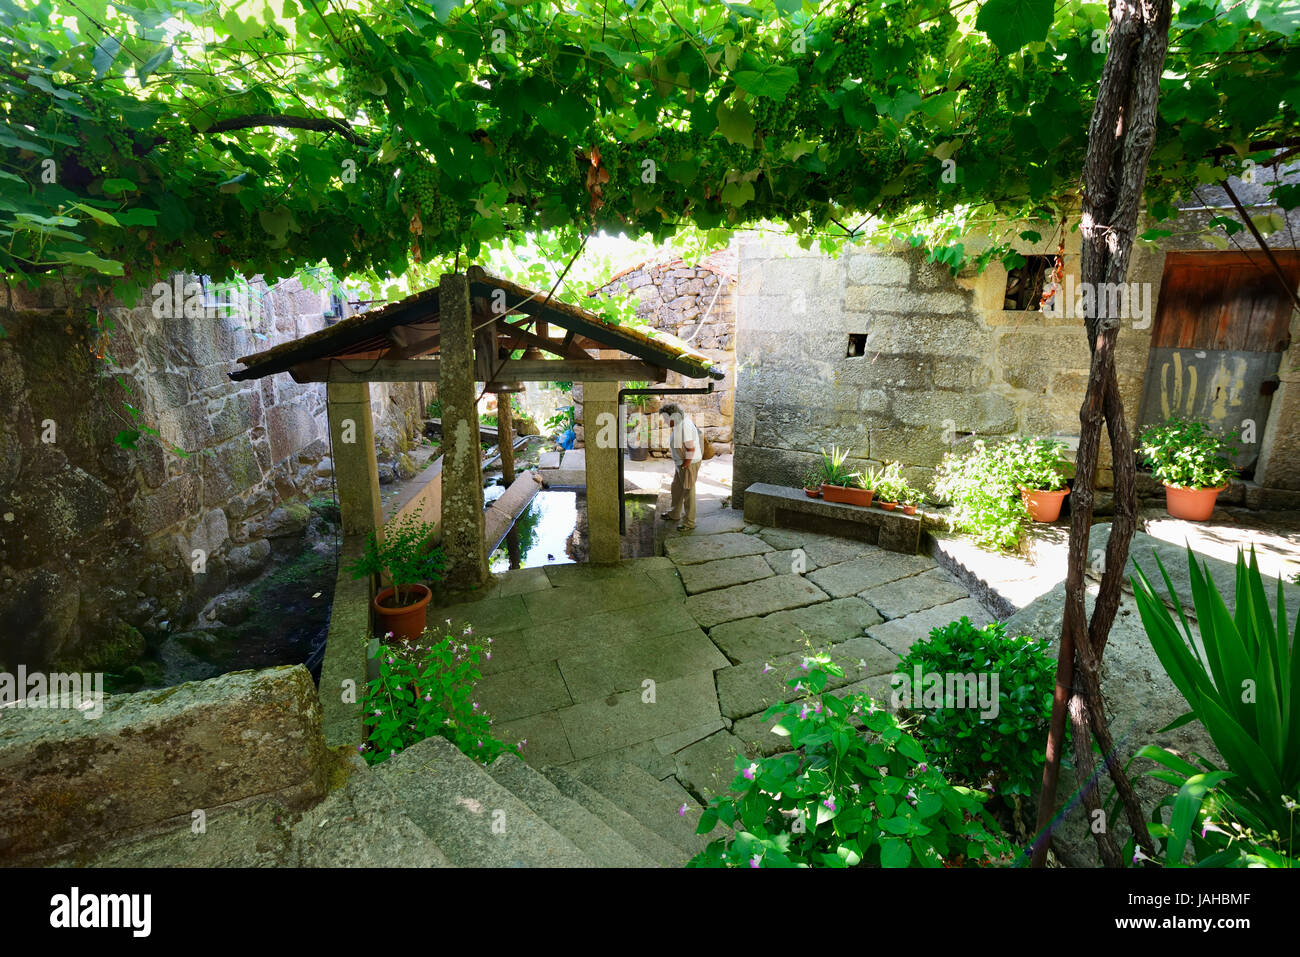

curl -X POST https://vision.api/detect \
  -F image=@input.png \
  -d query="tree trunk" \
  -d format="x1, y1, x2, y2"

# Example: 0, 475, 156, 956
1031, 0, 1172, 868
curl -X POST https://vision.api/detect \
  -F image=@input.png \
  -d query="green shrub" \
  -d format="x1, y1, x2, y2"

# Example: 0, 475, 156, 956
894, 618, 1056, 799
688, 655, 1012, 868
1131, 545, 1299, 857
872, 461, 906, 500
1137, 418, 1237, 489
1002, 437, 1072, 491
361, 626, 517, 766
933, 439, 1029, 551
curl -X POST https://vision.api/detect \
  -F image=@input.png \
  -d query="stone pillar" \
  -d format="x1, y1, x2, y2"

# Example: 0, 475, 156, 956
327, 382, 382, 540
584, 380, 621, 564
439, 272, 489, 588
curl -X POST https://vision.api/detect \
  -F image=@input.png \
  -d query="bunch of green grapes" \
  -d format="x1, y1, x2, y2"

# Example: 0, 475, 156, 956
399, 163, 458, 235
961, 54, 1010, 105
751, 93, 798, 137
5, 89, 50, 128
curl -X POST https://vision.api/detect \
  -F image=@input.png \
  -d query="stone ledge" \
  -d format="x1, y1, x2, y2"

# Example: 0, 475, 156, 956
0, 664, 330, 862
741, 483, 921, 554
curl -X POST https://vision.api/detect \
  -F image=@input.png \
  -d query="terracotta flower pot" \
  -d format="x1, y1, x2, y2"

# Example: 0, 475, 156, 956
803, 486, 822, 498
902, 504, 917, 515
1020, 487, 1069, 523
881, 501, 898, 511
373, 584, 432, 643
822, 483, 873, 506
1164, 484, 1225, 522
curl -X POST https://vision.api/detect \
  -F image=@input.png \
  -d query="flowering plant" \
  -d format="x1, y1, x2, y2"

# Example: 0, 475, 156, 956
360, 621, 518, 766
688, 655, 1012, 868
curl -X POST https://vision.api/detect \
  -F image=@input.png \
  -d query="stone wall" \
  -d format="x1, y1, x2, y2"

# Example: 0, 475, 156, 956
732, 211, 1300, 508
586, 249, 737, 451
0, 275, 425, 674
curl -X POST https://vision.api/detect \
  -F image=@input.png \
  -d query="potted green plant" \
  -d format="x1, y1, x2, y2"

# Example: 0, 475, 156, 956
900, 484, 923, 516
1005, 437, 1073, 523
873, 462, 905, 509
1137, 419, 1238, 521
818, 446, 861, 504
348, 507, 446, 642
801, 466, 823, 498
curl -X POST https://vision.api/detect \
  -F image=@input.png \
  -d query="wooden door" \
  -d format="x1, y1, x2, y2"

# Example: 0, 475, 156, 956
1137, 250, 1300, 471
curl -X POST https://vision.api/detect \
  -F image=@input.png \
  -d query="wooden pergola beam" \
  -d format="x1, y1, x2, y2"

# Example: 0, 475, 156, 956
290, 358, 665, 383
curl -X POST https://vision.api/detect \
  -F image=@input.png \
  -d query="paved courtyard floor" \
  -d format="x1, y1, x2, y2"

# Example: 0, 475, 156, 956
435, 491, 990, 803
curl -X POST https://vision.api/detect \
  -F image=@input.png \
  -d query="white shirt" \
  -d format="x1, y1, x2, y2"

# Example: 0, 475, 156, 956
670, 415, 702, 467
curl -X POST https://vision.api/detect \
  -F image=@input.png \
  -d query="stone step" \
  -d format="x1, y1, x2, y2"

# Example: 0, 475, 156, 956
293, 759, 453, 868
570, 758, 714, 859
371, 735, 593, 868
540, 766, 686, 867
487, 753, 656, 868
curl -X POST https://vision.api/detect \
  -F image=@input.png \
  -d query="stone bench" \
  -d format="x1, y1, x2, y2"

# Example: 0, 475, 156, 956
741, 483, 921, 554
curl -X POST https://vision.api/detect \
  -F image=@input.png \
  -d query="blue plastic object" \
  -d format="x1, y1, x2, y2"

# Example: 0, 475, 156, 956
558, 427, 576, 450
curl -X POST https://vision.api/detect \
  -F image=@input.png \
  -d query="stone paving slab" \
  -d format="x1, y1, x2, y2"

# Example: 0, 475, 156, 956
644, 563, 686, 598
556, 671, 722, 761
807, 552, 938, 599
673, 730, 752, 803
496, 710, 573, 767
484, 566, 553, 599
472, 627, 531, 677
522, 575, 667, 620
859, 567, 970, 620
663, 508, 749, 540
756, 527, 815, 550
566, 739, 678, 779
665, 531, 773, 565
434, 594, 534, 637
802, 535, 881, 568
556, 627, 728, 702
685, 573, 829, 629
678, 554, 774, 595
542, 558, 673, 587
763, 548, 819, 575
521, 600, 701, 661
865, 597, 993, 657
715, 634, 900, 719
475, 659, 573, 722
707, 596, 883, 664
652, 717, 728, 757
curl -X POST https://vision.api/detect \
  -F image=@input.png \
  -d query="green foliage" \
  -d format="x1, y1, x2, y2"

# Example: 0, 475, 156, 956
895, 618, 1056, 799
1002, 437, 1071, 492
544, 404, 575, 435
688, 655, 1013, 868
347, 508, 445, 607
801, 465, 823, 489
1132, 745, 1296, 867
933, 439, 1030, 551
361, 629, 516, 766
1130, 546, 1300, 856
1137, 418, 1238, 490
817, 446, 856, 487
871, 461, 906, 501
425, 397, 443, 419
4, 0, 1296, 294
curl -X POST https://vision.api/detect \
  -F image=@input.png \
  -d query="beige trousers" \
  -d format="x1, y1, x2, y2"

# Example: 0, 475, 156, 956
668, 460, 701, 528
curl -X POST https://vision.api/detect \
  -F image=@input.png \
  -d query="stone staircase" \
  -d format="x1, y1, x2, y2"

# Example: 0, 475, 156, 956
60, 734, 719, 868
367, 735, 716, 867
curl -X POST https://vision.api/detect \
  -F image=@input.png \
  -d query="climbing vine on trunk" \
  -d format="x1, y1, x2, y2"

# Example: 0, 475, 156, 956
1031, 0, 1172, 869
